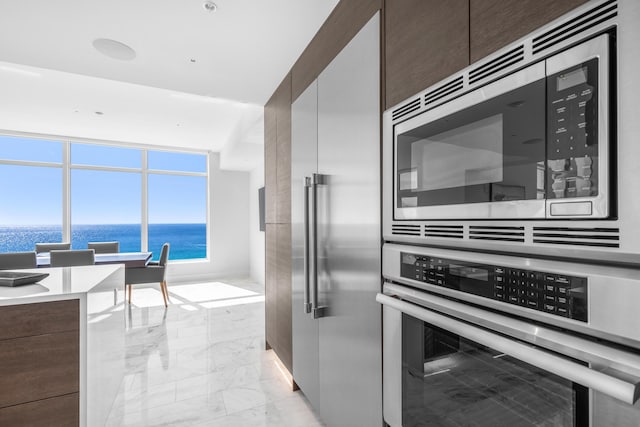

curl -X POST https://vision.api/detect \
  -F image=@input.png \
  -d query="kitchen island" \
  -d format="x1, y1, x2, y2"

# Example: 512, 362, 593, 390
0, 265, 125, 427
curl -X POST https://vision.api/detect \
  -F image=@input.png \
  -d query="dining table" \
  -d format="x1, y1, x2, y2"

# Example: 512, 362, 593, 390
36, 251, 152, 268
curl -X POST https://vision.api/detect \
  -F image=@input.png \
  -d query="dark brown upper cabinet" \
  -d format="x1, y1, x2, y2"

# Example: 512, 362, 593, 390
470, 0, 589, 63
385, 0, 470, 110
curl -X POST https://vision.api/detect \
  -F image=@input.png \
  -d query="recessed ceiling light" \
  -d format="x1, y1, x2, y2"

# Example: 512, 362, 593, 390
203, 1, 217, 12
92, 38, 136, 61
190, 59, 197, 63
95, 111, 104, 115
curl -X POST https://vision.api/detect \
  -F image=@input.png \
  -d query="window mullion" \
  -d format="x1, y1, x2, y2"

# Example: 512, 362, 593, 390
141, 150, 148, 252
62, 142, 71, 243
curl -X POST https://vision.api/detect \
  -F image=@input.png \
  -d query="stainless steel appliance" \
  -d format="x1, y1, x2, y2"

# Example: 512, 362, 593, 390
383, 0, 640, 265
379, 243, 640, 427
291, 13, 382, 427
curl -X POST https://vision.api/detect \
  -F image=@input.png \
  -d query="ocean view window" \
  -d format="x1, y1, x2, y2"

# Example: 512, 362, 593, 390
0, 164, 63, 252
0, 135, 208, 261
148, 174, 207, 260
71, 170, 142, 252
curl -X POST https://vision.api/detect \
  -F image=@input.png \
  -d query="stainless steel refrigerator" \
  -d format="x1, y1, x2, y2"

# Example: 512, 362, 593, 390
291, 13, 382, 427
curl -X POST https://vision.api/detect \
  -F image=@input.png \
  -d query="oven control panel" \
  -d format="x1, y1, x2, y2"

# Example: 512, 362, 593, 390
400, 252, 588, 322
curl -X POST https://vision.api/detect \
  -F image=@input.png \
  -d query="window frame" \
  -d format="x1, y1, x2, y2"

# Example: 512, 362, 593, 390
0, 133, 210, 262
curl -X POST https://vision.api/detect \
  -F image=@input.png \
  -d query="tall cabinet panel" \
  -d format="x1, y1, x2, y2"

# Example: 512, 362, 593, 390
291, 12, 382, 427
264, 73, 293, 373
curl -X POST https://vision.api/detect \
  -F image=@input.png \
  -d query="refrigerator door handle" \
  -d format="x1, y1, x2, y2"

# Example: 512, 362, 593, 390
312, 173, 327, 319
303, 177, 312, 314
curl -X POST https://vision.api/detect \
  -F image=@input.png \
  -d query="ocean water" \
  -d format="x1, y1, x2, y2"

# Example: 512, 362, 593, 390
0, 224, 206, 261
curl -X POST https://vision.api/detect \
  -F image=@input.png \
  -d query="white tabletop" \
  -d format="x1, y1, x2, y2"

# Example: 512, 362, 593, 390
0, 264, 123, 305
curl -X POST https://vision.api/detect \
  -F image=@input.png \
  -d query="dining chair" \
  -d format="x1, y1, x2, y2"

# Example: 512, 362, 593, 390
125, 243, 170, 307
35, 242, 71, 254
50, 249, 96, 267
0, 251, 37, 270
88, 241, 120, 254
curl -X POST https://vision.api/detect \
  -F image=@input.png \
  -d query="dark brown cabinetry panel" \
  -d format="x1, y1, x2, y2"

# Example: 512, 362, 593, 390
470, 0, 588, 63
291, 0, 381, 102
0, 300, 79, 341
265, 224, 277, 351
275, 223, 292, 371
275, 75, 292, 225
264, 97, 277, 224
0, 331, 79, 408
0, 393, 79, 427
385, 0, 469, 109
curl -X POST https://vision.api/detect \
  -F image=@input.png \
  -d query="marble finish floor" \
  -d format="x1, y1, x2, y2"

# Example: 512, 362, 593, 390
106, 278, 324, 427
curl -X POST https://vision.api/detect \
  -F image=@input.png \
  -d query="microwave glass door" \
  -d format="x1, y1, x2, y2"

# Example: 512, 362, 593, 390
396, 79, 546, 210
402, 313, 588, 426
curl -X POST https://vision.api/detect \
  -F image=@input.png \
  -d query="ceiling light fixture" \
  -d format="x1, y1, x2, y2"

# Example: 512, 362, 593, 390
203, 1, 217, 12
92, 38, 136, 61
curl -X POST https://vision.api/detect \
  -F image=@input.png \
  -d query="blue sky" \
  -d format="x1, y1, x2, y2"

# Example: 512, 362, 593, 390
0, 136, 207, 225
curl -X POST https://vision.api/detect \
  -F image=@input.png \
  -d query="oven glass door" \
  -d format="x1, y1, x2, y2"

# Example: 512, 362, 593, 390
402, 313, 588, 426
395, 78, 546, 212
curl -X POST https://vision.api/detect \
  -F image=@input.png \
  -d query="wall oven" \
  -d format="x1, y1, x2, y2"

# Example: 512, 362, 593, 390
383, 0, 640, 264
378, 244, 640, 427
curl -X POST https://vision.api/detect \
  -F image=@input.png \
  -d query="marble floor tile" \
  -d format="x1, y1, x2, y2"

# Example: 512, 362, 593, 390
106, 279, 324, 427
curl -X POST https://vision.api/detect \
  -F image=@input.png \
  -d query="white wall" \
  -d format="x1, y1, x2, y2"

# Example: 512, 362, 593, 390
249, 163, 265, 285
167, 153, 250, 283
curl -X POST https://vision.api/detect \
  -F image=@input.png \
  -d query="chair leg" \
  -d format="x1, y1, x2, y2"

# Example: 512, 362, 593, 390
163, 280, 170, 304
160, 281, 168, 307
127, 284, 132, 304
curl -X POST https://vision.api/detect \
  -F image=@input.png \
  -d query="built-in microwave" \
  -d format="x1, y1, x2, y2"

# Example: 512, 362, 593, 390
393, 33, 609, 221
383, 0, 640, 264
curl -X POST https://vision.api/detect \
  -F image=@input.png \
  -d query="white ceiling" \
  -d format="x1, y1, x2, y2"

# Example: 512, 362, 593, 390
0, 0, 340, 170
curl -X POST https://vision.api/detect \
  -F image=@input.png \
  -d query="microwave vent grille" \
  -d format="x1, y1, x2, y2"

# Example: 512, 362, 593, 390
532, 0, 617, 54
392, 224, 421, 236
468, 45, 525, 85
425, 225, 463, 239
392, 98, 421, 121
423, 76, 464, 108
469, 226, 525, 243
532, 227, 620, 248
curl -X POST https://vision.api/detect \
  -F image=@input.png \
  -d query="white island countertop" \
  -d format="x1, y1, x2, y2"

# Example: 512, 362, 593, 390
0, 264, 125, 427
0, 264, 122, 306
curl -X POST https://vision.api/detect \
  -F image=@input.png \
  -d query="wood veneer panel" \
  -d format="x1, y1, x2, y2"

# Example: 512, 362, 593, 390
264, 97, 278, 224
385, 0, 469, 109
0, 300, 79, 341
0, 331, 79, 408
265, 224, 278, 350
0, 393, 79, 427
470, 0, 588, 63
291, 0, 382, 102
275, 74, 292, 224
275, 223, 292, 372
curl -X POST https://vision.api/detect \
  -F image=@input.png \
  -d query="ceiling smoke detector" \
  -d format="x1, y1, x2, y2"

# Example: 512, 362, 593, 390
203, 1, 217, 12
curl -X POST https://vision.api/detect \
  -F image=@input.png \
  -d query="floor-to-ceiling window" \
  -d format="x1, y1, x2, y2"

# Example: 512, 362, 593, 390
0, 134, 208, 261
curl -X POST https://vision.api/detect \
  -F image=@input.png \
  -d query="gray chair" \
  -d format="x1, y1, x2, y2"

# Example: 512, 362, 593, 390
0, 251, 37, 270
87, 241, 120, 254
125, 243, 170, 307
35, 242, 71, 254
50, 249, 95, 267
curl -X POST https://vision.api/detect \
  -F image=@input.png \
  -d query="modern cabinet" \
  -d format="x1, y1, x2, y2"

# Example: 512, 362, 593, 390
385, 0, 469, 109
0, 300, 79, 426
264, 74, 294, 373
469, 0, 589, 62
291, 12, 381, 427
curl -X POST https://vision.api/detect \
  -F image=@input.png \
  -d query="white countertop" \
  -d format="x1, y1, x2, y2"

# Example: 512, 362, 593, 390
0, 264, 123, 306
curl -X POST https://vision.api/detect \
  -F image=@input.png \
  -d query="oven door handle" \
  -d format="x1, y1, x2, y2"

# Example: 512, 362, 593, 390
377, 293, 640, 405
